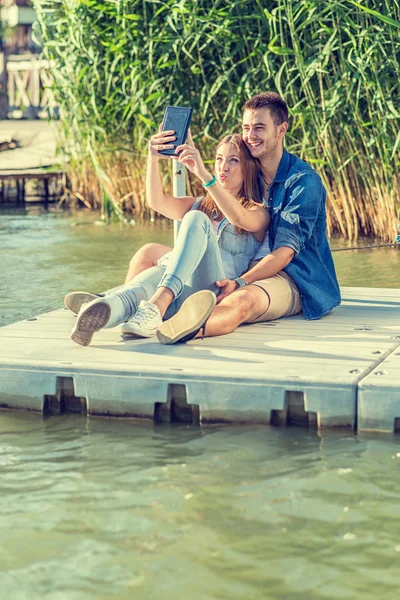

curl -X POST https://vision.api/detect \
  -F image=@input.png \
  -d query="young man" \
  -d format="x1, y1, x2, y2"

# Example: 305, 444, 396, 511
156, 92, 341, 342
65, 92, 341, 342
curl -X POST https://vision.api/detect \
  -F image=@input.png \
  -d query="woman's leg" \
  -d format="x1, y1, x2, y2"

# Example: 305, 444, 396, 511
119, 211, 225, 340
65, 243, 171, 315
148, 210, 225, 317
124, 243, 172, 284
70, 265, 165, 346
71, 211, 224, 345
105, 265, 166, 327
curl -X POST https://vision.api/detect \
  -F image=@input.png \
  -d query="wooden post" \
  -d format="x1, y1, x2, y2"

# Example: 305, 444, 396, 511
0, 51, 8, 118
7, 62, 14, 110
44, 177, 49, 203
15, 178, 21, 203
172, 161, 186, 241
30, 55, 40, 118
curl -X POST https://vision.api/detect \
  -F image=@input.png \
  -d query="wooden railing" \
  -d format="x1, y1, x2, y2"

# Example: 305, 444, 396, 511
0, 53, 57, 118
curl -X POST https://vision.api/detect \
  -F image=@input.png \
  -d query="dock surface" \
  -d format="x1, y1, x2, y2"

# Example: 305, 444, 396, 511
0, 287, 399, 432
0, 120, 59, 171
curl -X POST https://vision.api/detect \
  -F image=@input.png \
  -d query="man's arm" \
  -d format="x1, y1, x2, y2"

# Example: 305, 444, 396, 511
216, 170, 325, 302
273, 171, 325, 255
241, 247, 295, 282
216, 247, 294, 302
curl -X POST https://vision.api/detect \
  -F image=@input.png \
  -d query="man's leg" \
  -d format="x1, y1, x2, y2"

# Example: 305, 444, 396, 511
201, 285, 269, 337
125, 243, 171, 283
157, 271, 301, 344
157, 284, 269, 344
203, 272, 302, 337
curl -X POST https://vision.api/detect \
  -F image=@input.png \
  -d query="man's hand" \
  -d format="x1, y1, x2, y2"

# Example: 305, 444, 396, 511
215, 279, 238, 303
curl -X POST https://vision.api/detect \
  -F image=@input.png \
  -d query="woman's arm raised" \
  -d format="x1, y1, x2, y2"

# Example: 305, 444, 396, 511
206, 185, 269, 237
146, 130, 195, 221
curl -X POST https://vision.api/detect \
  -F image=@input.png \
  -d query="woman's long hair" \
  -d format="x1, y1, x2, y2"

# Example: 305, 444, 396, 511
197, 134, 262, 233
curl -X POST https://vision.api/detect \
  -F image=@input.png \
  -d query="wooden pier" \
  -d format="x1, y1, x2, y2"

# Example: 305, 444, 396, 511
0, 120, 63, 203
0, 287, 399, 433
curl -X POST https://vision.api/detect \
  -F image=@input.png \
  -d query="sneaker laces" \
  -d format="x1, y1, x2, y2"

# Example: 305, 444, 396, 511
129, 302, 160, 325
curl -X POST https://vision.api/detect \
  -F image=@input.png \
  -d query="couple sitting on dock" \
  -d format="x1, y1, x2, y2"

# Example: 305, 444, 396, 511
66, 92, 341, 347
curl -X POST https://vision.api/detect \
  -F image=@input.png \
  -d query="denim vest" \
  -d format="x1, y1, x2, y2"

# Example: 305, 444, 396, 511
191, 199, 262, 280
260, 149, 341, 320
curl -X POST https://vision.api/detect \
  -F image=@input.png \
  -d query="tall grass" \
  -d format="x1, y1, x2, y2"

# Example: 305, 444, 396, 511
33, 0, 400, 240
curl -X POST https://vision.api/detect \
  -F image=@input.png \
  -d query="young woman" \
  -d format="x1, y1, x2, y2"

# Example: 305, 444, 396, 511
70, 129, 270, 346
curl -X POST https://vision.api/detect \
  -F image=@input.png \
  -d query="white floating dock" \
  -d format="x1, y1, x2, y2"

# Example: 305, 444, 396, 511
0, 287, 399, 432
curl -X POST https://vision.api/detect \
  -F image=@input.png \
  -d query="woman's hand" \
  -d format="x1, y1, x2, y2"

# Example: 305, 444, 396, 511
174, 130, 212, 183
148, 129, 177, 160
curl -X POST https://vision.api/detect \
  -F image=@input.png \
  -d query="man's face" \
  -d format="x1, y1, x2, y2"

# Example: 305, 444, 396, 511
242, 108, 286, 159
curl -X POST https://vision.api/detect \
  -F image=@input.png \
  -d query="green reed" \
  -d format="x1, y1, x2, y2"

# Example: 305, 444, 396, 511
32, 0, 400, 240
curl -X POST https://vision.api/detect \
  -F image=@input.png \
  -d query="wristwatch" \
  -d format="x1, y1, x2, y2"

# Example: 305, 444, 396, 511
234, 277, 248, 288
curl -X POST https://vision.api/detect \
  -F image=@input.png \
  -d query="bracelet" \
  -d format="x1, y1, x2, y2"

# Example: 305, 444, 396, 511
202, 175, 217, 189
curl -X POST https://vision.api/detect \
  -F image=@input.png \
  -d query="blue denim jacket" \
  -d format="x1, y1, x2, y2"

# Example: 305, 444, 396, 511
191, 200, 262, 280
261, 149, 341, 320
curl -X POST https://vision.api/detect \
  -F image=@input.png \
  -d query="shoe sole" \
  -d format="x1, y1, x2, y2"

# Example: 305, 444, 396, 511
157, 290, 216, 345
70, 301, 110, 346
64, 292, 101, 315
121, 327, 158, 339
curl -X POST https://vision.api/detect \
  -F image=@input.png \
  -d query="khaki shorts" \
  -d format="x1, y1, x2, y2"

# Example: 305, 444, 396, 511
246, 264, 302, 323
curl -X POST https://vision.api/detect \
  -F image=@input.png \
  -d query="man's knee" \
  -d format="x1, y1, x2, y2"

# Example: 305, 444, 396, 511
219, 287, 260, 324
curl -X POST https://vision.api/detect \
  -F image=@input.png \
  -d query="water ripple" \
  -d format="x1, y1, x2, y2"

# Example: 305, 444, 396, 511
0, 412, 400, 598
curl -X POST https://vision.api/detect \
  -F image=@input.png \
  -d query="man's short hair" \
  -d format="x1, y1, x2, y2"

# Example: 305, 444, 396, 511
244, 92, 289, 126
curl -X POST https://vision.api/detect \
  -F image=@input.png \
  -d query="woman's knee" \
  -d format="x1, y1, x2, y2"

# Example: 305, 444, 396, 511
129, 243, 168, 268
126, 243, 170, 283
182, 209, 210, 230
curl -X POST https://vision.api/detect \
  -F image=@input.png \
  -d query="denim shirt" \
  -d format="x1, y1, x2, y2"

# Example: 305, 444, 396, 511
191, 199, 262, 280
261, 149, 341, 320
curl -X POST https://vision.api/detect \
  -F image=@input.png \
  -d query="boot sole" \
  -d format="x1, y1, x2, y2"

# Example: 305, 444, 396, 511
70, 301, 111, 346
64, 292, 101, 315
157, 290, 216, 345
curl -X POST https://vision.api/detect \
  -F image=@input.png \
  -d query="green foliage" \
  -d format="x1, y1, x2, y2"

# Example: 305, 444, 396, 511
33, 0, 400, 239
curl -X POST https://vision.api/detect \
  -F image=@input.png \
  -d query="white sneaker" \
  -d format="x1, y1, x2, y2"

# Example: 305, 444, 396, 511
121, 301, 162, 338
70, 294, 126, 346
64, 291, 102, 315
70, 298, 111, 346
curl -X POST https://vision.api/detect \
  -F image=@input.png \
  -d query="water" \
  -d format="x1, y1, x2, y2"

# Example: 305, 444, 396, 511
1, 205, 399, 327
1, 206, 400, 598
0, 206, 173, 327
1, 413, 400, 599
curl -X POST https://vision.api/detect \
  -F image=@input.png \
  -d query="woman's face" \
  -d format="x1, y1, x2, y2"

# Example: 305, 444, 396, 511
215, 143, 244, 196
